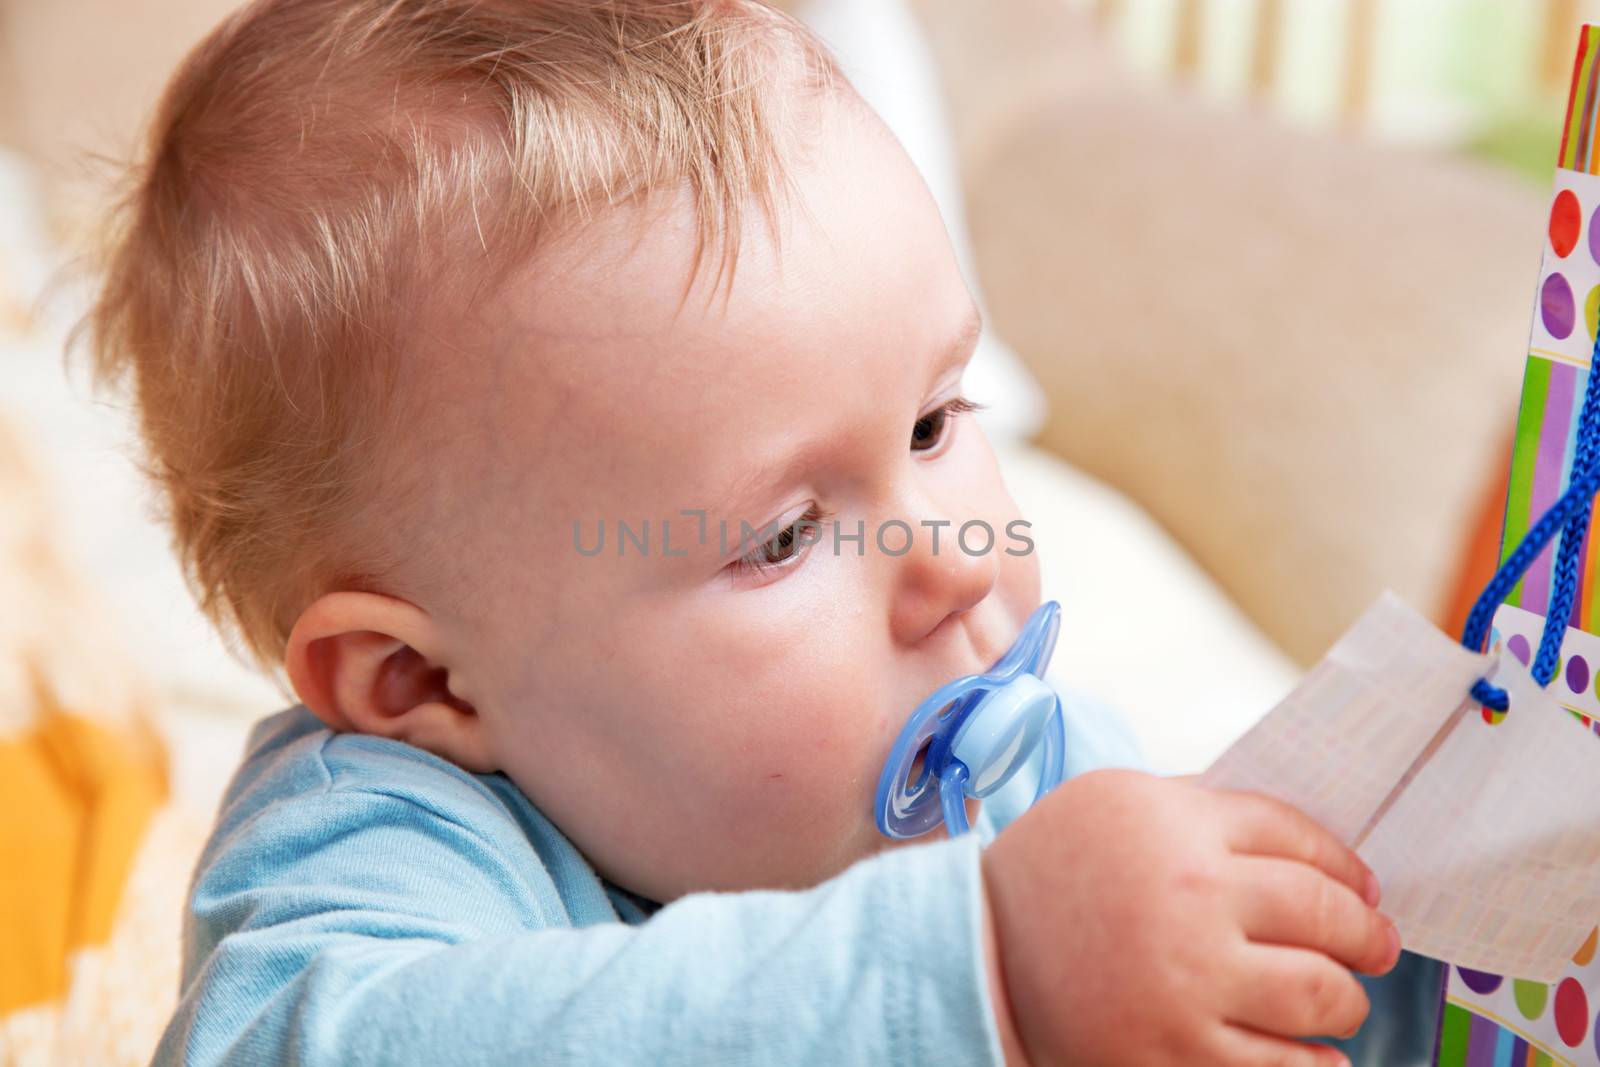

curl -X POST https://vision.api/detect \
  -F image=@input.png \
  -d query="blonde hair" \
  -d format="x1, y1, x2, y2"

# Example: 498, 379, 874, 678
81, 0, 841, 670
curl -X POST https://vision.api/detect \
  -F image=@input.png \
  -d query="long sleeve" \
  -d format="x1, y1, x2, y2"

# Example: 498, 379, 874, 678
153, 720, 1005, 1066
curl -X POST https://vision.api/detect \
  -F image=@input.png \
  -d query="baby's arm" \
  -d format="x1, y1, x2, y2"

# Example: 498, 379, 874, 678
157, 782, 1007, 1066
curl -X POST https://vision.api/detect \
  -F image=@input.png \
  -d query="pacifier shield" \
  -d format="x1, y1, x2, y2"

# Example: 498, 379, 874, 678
874, 601, 1066, 839
952, 673, 1056, 796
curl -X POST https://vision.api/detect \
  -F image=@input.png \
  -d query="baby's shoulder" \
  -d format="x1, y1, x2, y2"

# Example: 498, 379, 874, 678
217, 705, 518, 840
199, 706, 590, 921
179, 707, 612, 987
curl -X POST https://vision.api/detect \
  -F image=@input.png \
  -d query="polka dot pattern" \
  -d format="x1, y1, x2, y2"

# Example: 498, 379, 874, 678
1554, 189, 1583, 256
1492, 635, 1595, 697
1576, 927, 1598, 967
1509, 633, 1532, 667
1573, 653, 1593, 695
1516, 978, 1550, 1020
1555, 187, 1580, 254
1458, 967, 1504, 996
1557, 978, 1589, 1048
1446, 131, 1600, 1067
1546, 272, 1578, 338
1538, 191, 1600, 352
1450, 966, 1600, 1064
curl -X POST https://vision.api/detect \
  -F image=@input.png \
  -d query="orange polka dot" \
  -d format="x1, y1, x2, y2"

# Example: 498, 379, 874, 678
1574, 926, 1597, 966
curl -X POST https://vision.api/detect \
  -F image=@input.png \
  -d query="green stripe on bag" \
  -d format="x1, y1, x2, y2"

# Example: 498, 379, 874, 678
1436, 1002, 1472, 1066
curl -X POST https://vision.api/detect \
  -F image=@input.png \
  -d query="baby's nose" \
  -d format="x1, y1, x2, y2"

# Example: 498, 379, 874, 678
888, 519, 1000, 647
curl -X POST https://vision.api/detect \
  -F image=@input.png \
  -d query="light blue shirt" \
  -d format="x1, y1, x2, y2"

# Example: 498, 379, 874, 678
153, 689, 1146, 1066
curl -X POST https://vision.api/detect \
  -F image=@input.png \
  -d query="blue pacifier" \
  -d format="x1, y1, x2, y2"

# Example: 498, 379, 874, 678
874, 601, 1065, 839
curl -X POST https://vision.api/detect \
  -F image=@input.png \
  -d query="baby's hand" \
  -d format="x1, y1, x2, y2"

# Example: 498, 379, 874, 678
981, 769, 1399, 1067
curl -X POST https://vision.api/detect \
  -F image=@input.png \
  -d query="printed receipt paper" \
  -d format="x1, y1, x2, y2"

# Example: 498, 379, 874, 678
1200, 593, 1600, 981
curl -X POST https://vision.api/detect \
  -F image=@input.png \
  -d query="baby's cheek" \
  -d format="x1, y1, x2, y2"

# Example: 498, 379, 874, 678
710, 700, 887, 872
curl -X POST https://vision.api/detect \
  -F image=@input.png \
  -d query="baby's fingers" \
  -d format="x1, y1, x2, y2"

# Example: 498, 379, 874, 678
1225, 944, 1372, 1041
1217, 789, 1378, 907
1212, 1024, 1351, 1067
1234, 856, 1399, 976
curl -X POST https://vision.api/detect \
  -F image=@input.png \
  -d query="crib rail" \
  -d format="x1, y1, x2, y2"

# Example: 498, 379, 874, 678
1086, 0, 1597, 140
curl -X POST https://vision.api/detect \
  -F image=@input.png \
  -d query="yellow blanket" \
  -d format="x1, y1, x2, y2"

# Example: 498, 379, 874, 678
1, 703, 167, 1017
0, 420, 190, 1066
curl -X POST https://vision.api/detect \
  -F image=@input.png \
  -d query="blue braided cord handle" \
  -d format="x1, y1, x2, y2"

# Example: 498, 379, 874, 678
1462, 328, 1600, 711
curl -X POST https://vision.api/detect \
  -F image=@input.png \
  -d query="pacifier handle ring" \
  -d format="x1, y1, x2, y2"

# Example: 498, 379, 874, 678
876, 675, 991, 838
932, 703, 1062, 840
939, 762, 971, 837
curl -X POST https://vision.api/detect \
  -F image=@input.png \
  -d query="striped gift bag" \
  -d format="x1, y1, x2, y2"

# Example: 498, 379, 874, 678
1436, 24, 1600, 1067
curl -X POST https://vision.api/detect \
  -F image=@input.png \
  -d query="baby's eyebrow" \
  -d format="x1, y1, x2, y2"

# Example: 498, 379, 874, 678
713, 301, 986, 524
942, 303, 984, 375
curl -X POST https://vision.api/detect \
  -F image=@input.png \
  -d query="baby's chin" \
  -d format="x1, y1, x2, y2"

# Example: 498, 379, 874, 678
587, 800, 895, 902
795, 731, 990, 875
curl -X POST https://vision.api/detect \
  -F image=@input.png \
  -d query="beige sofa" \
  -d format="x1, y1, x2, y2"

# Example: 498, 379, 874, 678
913, 0, 1543, 664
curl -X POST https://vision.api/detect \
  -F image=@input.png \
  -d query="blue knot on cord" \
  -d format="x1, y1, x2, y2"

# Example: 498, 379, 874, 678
1469, 677, 1509, 714
1461, 314, 1600, 711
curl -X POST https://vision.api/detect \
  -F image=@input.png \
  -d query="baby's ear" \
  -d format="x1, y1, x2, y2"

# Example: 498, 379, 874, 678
284, 591, 497, 773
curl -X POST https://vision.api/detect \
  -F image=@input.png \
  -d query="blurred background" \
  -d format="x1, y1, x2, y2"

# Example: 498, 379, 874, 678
1090, 0, 1593, 167
0, 0, 1594, 1062
3, 0, 1594, 231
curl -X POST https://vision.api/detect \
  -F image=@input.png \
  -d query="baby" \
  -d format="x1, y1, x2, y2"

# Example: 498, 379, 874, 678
87, 1, 1404, 1063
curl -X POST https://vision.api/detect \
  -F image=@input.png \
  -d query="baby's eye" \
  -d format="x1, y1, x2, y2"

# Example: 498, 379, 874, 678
911, 396, 984, 453
735, 504, 829, 576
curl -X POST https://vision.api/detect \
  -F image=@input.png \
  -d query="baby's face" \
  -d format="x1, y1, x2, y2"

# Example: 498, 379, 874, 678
437, 96, 1040, 901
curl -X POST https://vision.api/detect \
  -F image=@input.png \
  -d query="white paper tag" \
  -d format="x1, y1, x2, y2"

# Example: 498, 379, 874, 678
1200, 592, 1600, 980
